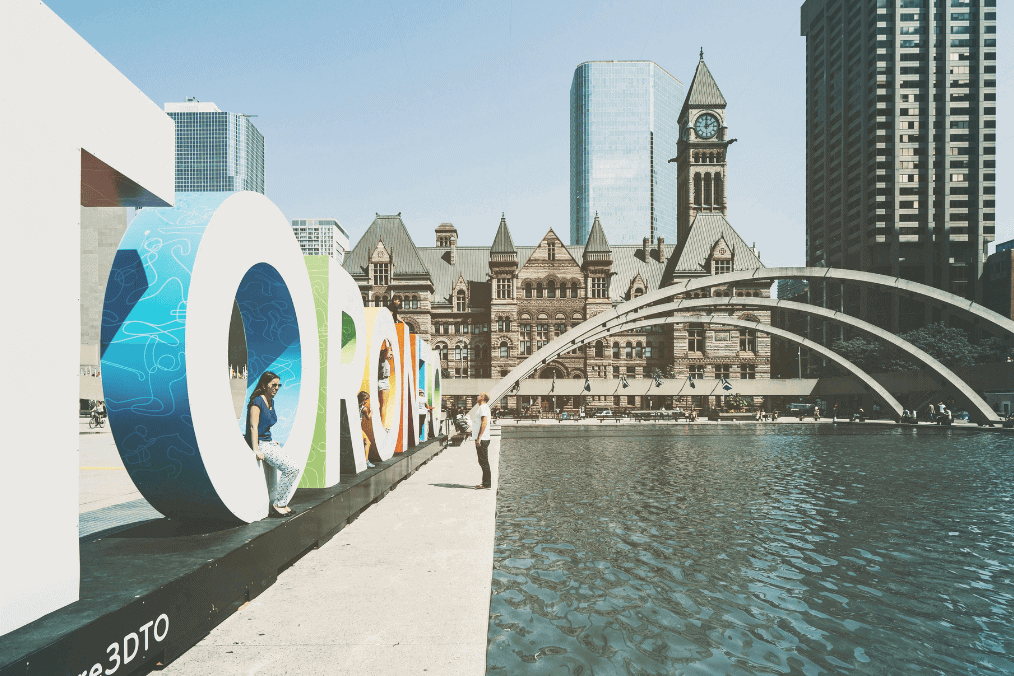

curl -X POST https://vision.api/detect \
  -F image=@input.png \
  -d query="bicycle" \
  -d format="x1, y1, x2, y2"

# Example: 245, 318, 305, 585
88, 409, 105, 429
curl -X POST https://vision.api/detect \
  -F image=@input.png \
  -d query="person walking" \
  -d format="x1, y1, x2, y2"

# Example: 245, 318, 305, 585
246, 371, 300, 517
473, 392, 492, 490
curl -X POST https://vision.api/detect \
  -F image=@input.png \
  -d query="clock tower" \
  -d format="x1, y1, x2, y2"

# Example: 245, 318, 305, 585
674, 50, 734, 249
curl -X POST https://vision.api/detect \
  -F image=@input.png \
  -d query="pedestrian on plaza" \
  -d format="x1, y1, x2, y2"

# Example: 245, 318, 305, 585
832, 404, 838, 422
358, 390, 376, 468
473, 392, 492, 490
813, 406, 820, 421
246, 371, 300, 517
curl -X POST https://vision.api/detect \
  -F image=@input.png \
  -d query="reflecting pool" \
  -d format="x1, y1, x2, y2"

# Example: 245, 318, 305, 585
487, 425, 1014, 675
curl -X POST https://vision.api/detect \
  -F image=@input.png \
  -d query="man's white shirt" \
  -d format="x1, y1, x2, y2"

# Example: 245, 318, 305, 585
473, 403, 492, 441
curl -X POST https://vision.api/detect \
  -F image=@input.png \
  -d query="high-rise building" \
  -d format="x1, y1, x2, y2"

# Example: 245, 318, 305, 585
291, 218, 350, 262
570, 61, 683, 247
165, 98, 265, 194
800, 0, 997, 332
983, 239, 1013, 320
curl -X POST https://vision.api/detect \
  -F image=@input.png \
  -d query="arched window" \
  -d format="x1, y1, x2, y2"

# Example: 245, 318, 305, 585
525, 283, 532, 298
536, 282, 544, 299
381, 295, 389, 306
456, 290, 466, 311
625, 342, 633, 359
455, 345, 461, 360
595, 341, 604, 358
362, 294, 368, 306
548, 280, 556, 298
633, 288, 643, 298
704, 173, 712, 207
612, 342, 620, 359
715, 174, 724, 207
437, 343, 448, 361
571, 282, 579, 298
500, 341, 509, 359
693, 151, 699, 163
412, 294, 420, 309
635, 342, 643, 359
694, 173, 702, 206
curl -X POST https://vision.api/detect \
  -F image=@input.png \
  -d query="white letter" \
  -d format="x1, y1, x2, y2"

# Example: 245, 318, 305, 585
123, 632, 138, 664
154, 614, 169, 642
139, 620, 153, 651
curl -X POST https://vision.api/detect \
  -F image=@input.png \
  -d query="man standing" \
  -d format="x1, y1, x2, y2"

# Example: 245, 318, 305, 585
473, 392, 492, 490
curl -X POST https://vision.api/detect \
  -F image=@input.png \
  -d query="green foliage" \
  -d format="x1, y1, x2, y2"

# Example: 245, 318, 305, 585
814, 323, 1012, 376
650, 365, 676, 380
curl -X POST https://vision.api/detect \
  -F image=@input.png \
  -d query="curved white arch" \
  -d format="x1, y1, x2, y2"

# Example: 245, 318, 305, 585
590, 296, 996, 423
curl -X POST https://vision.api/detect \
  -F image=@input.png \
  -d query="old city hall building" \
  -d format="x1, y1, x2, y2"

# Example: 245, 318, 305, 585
343, 57, 771, 412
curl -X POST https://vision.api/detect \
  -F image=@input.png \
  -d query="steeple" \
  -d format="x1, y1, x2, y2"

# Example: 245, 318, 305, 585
682, 54, 727, 114
583, 212, 611, 262
490, 212, 516, 255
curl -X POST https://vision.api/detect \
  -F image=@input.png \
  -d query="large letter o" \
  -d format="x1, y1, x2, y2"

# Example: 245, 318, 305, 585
100, 192, 319, 523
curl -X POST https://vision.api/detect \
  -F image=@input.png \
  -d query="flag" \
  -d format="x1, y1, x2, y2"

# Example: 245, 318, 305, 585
550, 372, 556, 393
584, 377, 591, 392
621, 375, 629, 389
687, 375, 696, 389
653, 374, 663, 388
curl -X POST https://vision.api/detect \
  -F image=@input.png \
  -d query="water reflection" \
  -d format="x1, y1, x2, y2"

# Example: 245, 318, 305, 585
487, 426, 1014, 675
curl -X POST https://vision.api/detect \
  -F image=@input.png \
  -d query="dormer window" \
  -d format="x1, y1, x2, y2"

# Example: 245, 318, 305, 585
547, 242, 556, 260
456, 290, 467, 312
713, 259, 732, 275
373, 262, 390, 285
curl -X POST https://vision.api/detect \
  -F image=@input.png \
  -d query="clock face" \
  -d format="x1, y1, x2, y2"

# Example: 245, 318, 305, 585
695, 113, 719, 139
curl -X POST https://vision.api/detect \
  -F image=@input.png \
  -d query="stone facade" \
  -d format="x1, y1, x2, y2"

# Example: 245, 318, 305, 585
341, 58, 771, 412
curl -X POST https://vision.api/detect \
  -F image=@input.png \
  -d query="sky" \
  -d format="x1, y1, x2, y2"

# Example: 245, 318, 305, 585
48, 0, 1011, 266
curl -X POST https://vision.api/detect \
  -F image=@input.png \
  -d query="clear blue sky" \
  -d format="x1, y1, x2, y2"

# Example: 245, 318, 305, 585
49, 0, 1010, 265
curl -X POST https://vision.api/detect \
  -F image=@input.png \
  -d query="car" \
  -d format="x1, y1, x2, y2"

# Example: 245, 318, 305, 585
595, 408, 613, 417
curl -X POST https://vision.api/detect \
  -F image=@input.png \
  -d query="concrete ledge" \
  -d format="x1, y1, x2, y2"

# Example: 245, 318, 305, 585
0, 436, 447, 676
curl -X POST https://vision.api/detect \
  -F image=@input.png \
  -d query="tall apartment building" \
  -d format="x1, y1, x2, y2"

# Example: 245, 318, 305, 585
291, 219, 350, 262
570, 61, 683, 247
165, 98, 265, 194
800, 0, 997, 333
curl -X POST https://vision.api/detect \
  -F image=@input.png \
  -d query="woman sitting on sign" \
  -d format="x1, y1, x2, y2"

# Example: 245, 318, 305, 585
246, 371, 300, 518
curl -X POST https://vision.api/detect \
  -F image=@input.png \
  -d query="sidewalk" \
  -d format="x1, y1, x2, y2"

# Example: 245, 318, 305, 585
160, 430, 500, 676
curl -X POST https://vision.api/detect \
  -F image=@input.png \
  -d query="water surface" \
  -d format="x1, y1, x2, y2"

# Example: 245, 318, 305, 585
487, 425, 1014, 675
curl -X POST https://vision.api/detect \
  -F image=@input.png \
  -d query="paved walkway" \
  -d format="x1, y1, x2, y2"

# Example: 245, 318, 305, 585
160, 430, 500, 676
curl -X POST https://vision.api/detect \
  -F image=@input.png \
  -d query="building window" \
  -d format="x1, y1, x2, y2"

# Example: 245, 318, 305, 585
633, 288, 643, 298
438, 344, 448, 362
525, 283, 532, 298
645, 343, 652, 358
456, 291, 466, 311
688, 323, 705, 353
500, 341, 509, 359
496, 278, 512, 299
595, 341, 604, 358
536, 283, 544, 299
715, 364, 731, 380
454, 345, 461, 361
592, 277, 608, 298
412, 295, 420, 309
612, 342, 620, 359
548, 280, 556, 298
740, 365, 756, 379
373, 262, 390, 286
536, 323, 549, 349
625, 342, 633, 359
635, 342, 643, 359
547, 242, 556, 260
571, 282, 580, 298
520, 324, 532, 355
713, 259, 732, 275
739, 328, 756, 352
612, 365, 620, 376
689, 365, 704, 380
554, 323, 566, 337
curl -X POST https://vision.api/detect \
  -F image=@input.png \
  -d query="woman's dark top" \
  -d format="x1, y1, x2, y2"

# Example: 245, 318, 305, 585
247, 396, 277, 443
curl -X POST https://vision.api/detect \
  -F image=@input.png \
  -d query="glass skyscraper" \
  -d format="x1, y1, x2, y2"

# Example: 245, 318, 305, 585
165, 99, 265, 194
570, 61, 683, 247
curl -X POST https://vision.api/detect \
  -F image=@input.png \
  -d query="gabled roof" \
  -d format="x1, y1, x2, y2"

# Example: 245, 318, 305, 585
343, 214, 431, 279
490, 214, 516, 254
583, 213, 611, 258
663, 213, 763, 281
681, 54, 726, 115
